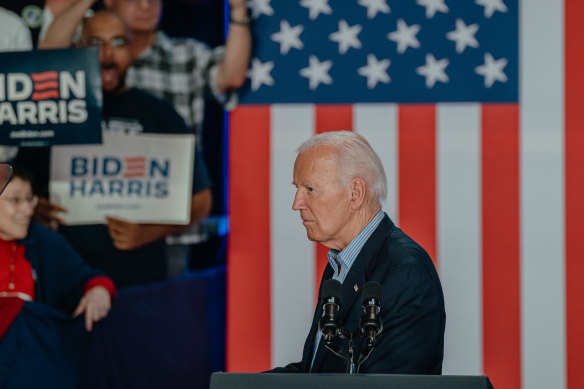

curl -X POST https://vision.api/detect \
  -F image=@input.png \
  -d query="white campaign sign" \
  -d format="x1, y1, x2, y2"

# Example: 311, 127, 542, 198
50, 132, 195, 225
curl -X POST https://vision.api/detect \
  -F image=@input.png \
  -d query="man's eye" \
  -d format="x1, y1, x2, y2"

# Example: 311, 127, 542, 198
110, 37, 128, 47
87, 38, 103, 47
307, 187, 314, 192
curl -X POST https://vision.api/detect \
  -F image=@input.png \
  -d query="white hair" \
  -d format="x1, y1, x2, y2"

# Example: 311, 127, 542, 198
297, 131, 387, 203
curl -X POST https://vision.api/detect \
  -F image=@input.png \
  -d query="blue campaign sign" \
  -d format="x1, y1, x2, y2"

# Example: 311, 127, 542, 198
0, 47, 102, 146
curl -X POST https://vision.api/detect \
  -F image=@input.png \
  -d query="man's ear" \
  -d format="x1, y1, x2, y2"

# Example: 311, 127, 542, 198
349, 177, 366, 210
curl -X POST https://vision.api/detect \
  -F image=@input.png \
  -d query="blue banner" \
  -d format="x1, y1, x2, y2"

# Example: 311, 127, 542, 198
0, 48, 102, 146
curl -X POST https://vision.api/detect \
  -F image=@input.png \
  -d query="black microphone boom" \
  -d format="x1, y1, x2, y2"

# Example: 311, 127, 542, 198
360, 281, 383, 347
356, 281, 383, 372
319, 279, 343, 341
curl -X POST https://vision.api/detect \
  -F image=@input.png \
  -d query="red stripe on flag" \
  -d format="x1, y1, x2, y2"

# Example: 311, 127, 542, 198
481, 104, 521, 389
565, 0, 584, 387
397, 105, 437, 263
227, 106, 271, 371
314, 105, 353, 291
315, 104, 353, 135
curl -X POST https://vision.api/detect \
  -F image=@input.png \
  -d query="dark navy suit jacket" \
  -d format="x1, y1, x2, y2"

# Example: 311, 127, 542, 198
272, 213, 446, 374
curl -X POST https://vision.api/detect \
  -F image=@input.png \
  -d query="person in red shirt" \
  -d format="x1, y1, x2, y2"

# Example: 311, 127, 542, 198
0, 166, 116, 338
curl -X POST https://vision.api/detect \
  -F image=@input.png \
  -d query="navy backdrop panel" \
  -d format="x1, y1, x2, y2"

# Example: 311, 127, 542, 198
83, 265, 226, 389
0, 265, 225, 389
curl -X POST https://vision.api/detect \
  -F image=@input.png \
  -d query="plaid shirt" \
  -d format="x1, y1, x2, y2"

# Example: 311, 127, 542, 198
125, 31, 237, 138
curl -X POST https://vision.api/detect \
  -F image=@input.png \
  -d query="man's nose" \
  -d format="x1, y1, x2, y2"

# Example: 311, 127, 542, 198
292, 190, 304, 210
100, 44, 113, 61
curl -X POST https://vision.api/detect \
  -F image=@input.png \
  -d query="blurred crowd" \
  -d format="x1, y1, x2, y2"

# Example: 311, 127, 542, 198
0, 1, 251, 387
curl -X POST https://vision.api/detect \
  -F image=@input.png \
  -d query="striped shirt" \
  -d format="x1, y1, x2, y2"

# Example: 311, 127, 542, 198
125, 31, 237, 138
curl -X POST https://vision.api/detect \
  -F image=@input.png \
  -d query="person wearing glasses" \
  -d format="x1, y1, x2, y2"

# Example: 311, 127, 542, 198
40, 0, 250, 138
0, 166, 116, 389
33, 0, 246, 277
25, 10, 212, 288
0, 165, 116, 335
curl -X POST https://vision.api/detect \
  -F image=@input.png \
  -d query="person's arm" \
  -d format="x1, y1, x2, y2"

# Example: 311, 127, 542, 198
105, 188, 212, 251
73, 284, 113, 331
38, 0, 96, 49
215, 0, 251, 92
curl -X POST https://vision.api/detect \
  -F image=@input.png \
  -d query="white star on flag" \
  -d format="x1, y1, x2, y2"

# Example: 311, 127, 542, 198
248, 0, 274, 19
329, 20, 363, 54
387, 19, 421, 54
475, 0, 508, 19
446, 18, 479, 54
416, 0, 449, 19
299, 55, 333, 89
357, 54, 391, 89
358, 0, 391, 19
248, 58, 275, 91
271, 20, 304, 55
475, 52, 508, 87
416, 53, 450, 88
300, 0, 332, 20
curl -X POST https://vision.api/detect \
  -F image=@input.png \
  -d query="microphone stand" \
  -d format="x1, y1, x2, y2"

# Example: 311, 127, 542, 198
356, 340, 375, 373
323, 328, 361, 374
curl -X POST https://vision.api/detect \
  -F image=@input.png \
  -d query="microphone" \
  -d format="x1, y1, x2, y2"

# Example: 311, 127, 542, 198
360, 281, 383, 347
319, 279, 343, 342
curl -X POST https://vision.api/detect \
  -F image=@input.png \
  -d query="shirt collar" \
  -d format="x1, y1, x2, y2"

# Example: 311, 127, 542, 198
155, 31, 173, 51
327, 210, 385, 282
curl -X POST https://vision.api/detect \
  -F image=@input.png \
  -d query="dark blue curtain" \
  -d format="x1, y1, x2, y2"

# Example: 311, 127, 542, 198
0, 265, 226, 389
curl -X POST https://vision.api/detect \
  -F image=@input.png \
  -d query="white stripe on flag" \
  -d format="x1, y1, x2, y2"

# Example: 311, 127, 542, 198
354, 104, 399, 223
437, 104, 483, 375
270, 105, 316, 367
521, 1, 566, 388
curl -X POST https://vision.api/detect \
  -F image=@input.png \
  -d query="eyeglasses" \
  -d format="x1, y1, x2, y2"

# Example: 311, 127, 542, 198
1, 195, 38, 208
123, 0, 160, 6
84, 36, 129, 48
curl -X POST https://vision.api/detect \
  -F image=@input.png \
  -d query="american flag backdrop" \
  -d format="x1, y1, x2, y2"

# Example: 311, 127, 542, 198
226, 1, 584, 389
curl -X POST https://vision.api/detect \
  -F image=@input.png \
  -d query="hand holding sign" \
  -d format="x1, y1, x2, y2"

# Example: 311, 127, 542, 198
34, 197, 67, 230
105, 216, 182, 251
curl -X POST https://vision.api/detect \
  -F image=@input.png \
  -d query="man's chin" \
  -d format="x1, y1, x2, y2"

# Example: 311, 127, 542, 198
103, 84, 127, 97
304, 230, 319, 242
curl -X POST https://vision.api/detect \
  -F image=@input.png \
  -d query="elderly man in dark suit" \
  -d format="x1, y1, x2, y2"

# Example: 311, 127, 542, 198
273, 130, 445, 374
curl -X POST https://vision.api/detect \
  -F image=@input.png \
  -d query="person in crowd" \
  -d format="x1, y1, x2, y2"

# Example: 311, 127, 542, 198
0, 7, 32, 52
39, 0, 250, 138
271, 131, 446, 374
0, 166, 115, 389
38, 0, 250, 270
32, 10, 213, 288
0, 165, 115, 337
